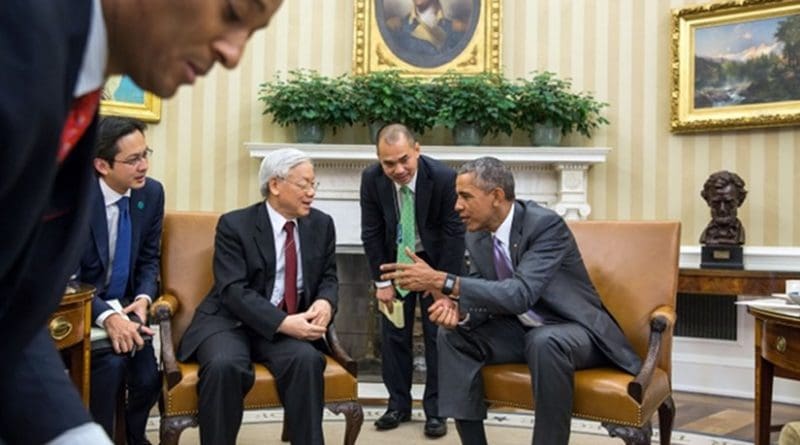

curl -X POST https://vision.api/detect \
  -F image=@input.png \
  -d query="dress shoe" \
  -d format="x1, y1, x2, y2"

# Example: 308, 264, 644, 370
374, 409, 411, 430
424, 416, 448, 437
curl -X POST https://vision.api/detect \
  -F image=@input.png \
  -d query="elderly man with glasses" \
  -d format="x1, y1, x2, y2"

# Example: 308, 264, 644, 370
74, 116, 164, 444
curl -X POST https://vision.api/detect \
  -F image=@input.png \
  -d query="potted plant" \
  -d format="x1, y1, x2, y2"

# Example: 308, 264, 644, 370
350, 70, 436, 142
432, 71, 516, 146
514, 72, 609, 146
258, 69, 356, 143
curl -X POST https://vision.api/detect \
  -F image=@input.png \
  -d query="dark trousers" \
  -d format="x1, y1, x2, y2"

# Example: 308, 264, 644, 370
90, 342, 160, 445
380, 290, 439, 417
0, 329, 92, 444
195, 328, 326, 445
438, 317, 608, 445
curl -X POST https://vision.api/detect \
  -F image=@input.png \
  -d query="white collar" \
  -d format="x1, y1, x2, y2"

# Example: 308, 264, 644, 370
393, 170, 419, 194
99, 177, 130, 207
73, 0, 108, 97
492, 202, 515, 247
265, 201, 297, 236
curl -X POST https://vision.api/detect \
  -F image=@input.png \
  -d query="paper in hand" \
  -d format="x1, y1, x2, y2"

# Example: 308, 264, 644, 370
378, 300, 405, 328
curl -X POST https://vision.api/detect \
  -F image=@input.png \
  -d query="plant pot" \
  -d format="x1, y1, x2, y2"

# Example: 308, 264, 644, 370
452, 122, 484, 146
530, 122, 562, 146
368, 121, 387, 144
295, 122, 324, 144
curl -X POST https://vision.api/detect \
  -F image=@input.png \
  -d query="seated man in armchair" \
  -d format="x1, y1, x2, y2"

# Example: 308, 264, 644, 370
177, 148, 338, 445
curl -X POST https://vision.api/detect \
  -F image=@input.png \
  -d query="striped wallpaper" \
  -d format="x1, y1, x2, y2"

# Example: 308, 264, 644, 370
144, 0, 799, 246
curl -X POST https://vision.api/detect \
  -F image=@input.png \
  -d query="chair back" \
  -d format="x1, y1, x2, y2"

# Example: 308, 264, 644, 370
567, 220, 680, 375
161, 211, 220, 347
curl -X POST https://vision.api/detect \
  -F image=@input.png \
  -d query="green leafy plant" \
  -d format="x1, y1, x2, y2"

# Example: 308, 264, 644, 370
258, 69, 356, 133
432, 71, 516, 137
514, 72, 609, 137
350, 70, 436, 135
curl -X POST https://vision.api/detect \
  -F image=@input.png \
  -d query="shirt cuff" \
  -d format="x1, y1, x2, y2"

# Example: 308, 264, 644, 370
375, 280, 393, 288
96, 309, 119, 328
134, 294, 152, 304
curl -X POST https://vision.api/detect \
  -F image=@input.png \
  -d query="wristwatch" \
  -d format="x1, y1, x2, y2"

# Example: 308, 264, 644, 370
441, 273, 457, 295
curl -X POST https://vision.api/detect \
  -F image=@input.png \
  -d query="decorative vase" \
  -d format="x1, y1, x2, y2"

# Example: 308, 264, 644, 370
530, 122, 562, 146
295, 122, 324, 144
452, 122, 483, 146
368, 120, 387, 144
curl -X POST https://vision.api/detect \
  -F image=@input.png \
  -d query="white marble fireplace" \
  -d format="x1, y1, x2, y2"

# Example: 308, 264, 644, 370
246, 143, 609, 250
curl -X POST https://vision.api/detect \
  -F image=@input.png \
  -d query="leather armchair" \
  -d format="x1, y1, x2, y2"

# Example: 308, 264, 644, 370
481, 221, 680, 445
150, 211, 363, 445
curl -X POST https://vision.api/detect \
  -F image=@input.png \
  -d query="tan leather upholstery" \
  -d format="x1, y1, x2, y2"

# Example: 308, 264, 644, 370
154, 211, 363, 445
481, 221, 680, 443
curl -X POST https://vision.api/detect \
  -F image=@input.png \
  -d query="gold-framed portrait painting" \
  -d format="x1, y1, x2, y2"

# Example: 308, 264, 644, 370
353, 0, 501, 76
99, 75, 161, 123
671, 0, 800, 132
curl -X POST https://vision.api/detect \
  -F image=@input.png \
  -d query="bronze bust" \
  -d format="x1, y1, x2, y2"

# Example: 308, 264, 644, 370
699, 170, 747, 245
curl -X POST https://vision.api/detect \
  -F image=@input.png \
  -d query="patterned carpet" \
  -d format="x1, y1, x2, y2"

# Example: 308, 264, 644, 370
145, 406, 753, 444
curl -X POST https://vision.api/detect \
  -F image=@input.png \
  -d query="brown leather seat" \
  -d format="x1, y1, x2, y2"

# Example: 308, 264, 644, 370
151, 211, 363, 445
481, 221, 680, 445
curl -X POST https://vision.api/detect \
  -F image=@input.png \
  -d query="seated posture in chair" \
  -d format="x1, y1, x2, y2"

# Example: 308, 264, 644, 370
76, 116, 163, 444
382, 156, 642, 445
177, 148, 338, 445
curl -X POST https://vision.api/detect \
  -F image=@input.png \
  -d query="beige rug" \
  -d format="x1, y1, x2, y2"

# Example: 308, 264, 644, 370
145, 406, 752, 445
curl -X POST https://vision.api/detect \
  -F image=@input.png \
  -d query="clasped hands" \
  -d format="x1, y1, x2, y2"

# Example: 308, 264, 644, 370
277, 299, 332, 341
103, 298, 154, 355
380, 247, 461, 329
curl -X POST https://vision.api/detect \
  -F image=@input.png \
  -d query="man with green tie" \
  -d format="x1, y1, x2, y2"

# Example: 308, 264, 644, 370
359, 123, 465, 438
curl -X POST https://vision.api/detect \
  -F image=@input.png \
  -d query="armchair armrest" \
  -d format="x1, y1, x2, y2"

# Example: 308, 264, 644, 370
150, 293, 183, 389
326, 323, 358, 376
627, 304, 676, 403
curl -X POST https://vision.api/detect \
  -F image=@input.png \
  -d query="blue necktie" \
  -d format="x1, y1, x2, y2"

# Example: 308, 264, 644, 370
492, 236, 544, 326
107, 197, 131, 300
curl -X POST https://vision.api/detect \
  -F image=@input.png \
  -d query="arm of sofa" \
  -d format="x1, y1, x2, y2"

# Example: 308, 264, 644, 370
150, 293, 182, 389
627, 304, 676, 403
326, 323, 358, 376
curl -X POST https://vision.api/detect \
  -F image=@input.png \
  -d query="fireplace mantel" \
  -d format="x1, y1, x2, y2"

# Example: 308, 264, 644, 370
246, 143, 610, 248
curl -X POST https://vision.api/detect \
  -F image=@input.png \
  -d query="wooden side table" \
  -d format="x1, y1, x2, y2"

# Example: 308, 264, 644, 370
748, 306, 800, 445
679, 268, 800, 296
49, 283, 94, 406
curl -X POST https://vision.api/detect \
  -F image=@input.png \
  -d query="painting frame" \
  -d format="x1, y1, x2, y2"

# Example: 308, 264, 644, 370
671, 0, 800, 132
352, 0, 501, 76
99, 75, 161, 123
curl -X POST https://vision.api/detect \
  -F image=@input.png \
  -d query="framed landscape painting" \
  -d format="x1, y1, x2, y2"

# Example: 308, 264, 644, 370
99, 75, 161, 123
671, 0, 800, 132
352, 0, 501, 76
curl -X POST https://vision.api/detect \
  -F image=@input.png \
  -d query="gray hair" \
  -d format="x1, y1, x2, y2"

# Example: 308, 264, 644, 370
258, 148, 312, 197
457, 156, 515, 201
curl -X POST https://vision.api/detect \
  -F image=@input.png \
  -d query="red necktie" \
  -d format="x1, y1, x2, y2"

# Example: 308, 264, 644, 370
283, 221, 298, 314
57, 89, 101, 164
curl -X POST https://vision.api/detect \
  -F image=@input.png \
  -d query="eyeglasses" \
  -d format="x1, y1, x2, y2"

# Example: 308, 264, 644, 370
281, 178, 320, 193
114, 148, 153, 166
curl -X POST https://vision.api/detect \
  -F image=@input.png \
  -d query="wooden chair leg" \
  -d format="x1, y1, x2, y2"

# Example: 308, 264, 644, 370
327, 401, 364, 445
159, 415, 197, 445
603, 421, 652, 445
113, 386, 126, 445
658, 395, 676, 445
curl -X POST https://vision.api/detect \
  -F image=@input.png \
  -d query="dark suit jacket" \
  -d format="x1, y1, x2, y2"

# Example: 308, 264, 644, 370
0, 0, 97, 368
459, 200, 642, 375
77, 178, 165, 321
178, 203, 339, 361
360, 154, 465, 281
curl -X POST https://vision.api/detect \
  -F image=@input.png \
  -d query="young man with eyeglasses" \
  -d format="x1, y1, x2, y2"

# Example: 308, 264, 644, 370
75, 116, 163, 444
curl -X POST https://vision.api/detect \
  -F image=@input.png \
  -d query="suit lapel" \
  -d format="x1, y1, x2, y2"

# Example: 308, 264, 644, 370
472, 232, 497, 280
129, 187, 144, 264
298, 216, 313, 308
254, 204, 276, 299
89, 180, 109, 268
509, 201, 525, 267
377, 174, 398, 234
415, 157, 432, 232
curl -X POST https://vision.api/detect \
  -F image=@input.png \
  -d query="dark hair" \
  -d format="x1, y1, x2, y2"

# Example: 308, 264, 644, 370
701, 170, 747, 205
94, 116, 147, 168
457, 156, 516, 201
376, 123, 417, 149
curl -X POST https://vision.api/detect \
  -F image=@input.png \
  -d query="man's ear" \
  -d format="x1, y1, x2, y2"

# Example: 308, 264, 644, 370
268, 177, 281, 196
93, 158, 110, 176
491, 187, 506, 205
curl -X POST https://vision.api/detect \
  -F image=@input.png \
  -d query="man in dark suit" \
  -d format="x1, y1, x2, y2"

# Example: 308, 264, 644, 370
177, 148, 337, 445
76, 117, 163, 444
360, 124, 464, 437
0, 1, 284, 443
381, 157, 642, 445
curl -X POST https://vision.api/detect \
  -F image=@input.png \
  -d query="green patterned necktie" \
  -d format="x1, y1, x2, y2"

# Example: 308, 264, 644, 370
396, 185, 415, 297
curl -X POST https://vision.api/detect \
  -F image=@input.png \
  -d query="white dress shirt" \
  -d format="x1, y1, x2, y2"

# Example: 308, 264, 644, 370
266, 202, 304, 307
